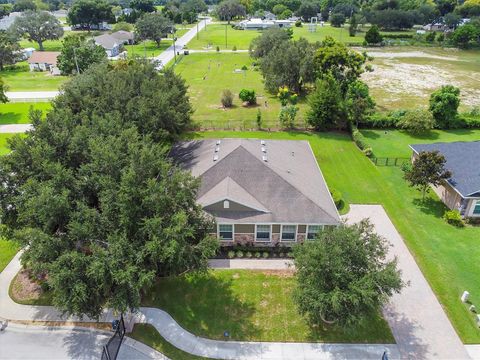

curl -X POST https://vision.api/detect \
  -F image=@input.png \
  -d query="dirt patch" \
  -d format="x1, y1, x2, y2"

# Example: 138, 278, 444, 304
10, 269, 44, 302
10, 320, 112, 331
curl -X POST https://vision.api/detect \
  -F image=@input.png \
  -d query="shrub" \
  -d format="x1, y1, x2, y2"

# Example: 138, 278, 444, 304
241, 65, 248, 70
279, 252, 285, 257
256, 109, 262, 129
279, 105, 299, 129
262, 251, 269, 258
363, 147, 373, 157
381, 33, 413, 39
397, 108, 435, 134
236, 250, 244, 258
232, 45, 237, 51
227, 250, 235, 259
221, 89, 234, 108
330, 13, 346, 27
429, 85, 460, 129
239, 89, 256, 105
365, 25, 383, 45
330, 188, 343, 209
216, 45, 220, 52
295, 20, 302, 27
352, 126, 371, 154
436, 33, 445, 42
425, 31, 436, 42
287, 252, 293, 258
443, 210, 465, 227
246, 251, 252, 258
254, 251, 261, 258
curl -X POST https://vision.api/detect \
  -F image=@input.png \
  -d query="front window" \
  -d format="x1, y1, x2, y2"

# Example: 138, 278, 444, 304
256, 225, 271, 241
281, 225, 296, 241
219, 224, 233, 240
474, 201, 480, 215
307, 225, 323, 240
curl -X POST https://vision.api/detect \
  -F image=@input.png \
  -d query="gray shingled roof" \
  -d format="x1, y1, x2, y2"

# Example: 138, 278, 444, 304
171, 139, 340, 225
94, 34, 120, 50
410, 141, 480, 198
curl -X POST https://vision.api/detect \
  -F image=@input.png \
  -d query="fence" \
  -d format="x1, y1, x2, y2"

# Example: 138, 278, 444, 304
101, 316, 126, 360
371, 157, 410, 167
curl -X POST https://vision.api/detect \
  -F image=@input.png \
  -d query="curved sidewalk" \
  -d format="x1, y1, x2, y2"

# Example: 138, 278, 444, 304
0, 252, 399, 360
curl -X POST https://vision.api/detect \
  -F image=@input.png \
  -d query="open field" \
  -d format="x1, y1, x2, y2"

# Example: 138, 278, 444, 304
0, 102, 52, 125
143, 270, 394, 343
1, 62, 68, 91
193, 130, 480, 343
0, 238, 19, 273
292, 24, 365, 44
361, 129, 480, 158
175, 52, 307, 128
362, 47, 480, 111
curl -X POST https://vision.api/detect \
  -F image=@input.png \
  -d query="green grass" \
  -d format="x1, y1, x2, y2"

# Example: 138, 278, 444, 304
0, 133, 19, 155
130, 324, 208, 360
9, 271, 54, 305
192, 130, 480, 343
1, 62, 68, 91
19, 39, 64, 52
186, 23, 261, 50
292, 24, 365, 44
361, 129, 480, 158
0, 102, 52, 125
0, 238, 19, 273
142, 269, 394, 343
125, 41, 172, 58
174, 52, 307, 127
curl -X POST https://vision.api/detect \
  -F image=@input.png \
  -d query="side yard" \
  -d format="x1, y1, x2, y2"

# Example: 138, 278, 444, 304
0, 103, 52, 125
1, 62, 68, 91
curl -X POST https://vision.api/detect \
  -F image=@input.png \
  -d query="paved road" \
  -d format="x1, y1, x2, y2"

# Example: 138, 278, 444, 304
344, 205, 470, 360
6, 91, 59, 102
0, 323, 166, 360
155, 18, 211, 68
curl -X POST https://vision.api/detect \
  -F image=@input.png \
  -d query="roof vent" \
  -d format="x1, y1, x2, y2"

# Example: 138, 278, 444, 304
261, 140, 265, 145
215, 146, 220, 152
216, 140, 221, 145
223, 200, 230, 209
262, 155, 268, 162
291, 151, 295, 156
213, 154, 219, 161
261, 146, 266, 153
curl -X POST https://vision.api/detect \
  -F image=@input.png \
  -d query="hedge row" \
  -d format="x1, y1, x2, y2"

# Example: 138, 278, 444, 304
352, 126, 373, 156
381, 33, 415, 39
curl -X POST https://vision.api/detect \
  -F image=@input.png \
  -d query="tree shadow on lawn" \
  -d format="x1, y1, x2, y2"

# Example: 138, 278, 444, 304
401, 130, 440, 141
141, 271, 261, 341
0, 112, 23, 125
412, 196, 447, 219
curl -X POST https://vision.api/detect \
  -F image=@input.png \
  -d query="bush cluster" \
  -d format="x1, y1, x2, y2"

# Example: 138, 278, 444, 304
330, 188, 343, 209
220, 245, 294, 259
352, 126, 373, 157
381, 33, 414, 39
443, 210, 465, 227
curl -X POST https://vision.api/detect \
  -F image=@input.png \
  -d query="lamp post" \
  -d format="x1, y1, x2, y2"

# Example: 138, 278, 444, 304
225, 23, 228, 48
173, 37, 177, 63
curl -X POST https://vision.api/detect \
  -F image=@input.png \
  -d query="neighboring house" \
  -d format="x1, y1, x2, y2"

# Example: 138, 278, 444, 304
27, 51, 60, 74
410, 141, 480, 218
237, 18, 293, 30
263, 11, 276, 20
0, 12, 21, 30
94, 34, 122, 57
111, 30, 135, 45
171, 139, 341, 246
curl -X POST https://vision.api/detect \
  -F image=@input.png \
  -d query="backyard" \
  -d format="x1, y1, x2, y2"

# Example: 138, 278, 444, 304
1, 62, 68, 91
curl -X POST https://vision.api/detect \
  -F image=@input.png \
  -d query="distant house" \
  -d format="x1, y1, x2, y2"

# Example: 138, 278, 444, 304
110, 30, 135, 45
410, 141, 480, 218
171, 139, 340, 246
27, 51, 60, 74
263, 11, 276, 20
95, 31, 134, 57
237, 18, 293, 30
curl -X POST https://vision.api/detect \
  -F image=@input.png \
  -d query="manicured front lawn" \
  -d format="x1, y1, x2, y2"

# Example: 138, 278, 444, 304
361, 129, 480, 158
130, 324, 207, 360
186, 23, 261, 50
174, 52, 307, 128
142, 270, 394, 343
0, 102, 52, 125
0, 238, 19, 273
125, 41, 171, 58
193, 130, 480, 343
1, 63, 68, 91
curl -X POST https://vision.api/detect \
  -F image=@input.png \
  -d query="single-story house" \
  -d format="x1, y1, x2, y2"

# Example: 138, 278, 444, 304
171, 139, 341, 246
27, 51, 60, 74
237, 18, 293, 30
110, 30, 135, 45
410, 141, 480, 218
94, 34, 122, 57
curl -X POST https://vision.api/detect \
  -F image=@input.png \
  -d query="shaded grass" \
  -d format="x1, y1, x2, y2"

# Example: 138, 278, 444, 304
1, 62, 68, 91
130, 324, 208, 360
142, 270, 394, 343
0, 238, 19, 273
0, 102, 52, 124
193, 130, 480, 343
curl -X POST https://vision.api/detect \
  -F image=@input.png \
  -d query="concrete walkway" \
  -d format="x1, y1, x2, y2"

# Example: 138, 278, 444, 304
208, 259, 293, 270
6, 91, 59, 102
0, 124, 32, 133
155, 18, 211, 68
344, 205, 470, 359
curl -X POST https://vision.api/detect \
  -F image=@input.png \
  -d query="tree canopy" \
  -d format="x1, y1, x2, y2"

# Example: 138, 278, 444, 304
57, 34, 107, 75
0, 60, 217, 319
293, 220, 404, 326
215, 0, 246, 22
12, 11, 63, 51
135, 13, 173, 47
0, 30, 21, 71
67, 0, 115, 30
428, 85, 460, 129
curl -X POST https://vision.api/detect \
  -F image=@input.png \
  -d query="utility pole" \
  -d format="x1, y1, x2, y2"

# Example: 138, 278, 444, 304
197, 21, 199, 40
173, 37, 177, 63
225, 23, 227, 48
73, 47, 80, 74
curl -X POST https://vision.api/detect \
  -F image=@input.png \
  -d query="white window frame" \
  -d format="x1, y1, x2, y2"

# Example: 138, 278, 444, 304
255, 224, 271, 242
472, 200, 480, 216
218, 223, 234, 241
281, 224, 297, 242
306, 224, 324, 240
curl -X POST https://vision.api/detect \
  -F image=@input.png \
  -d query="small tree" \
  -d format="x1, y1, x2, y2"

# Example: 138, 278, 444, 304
239, 89, 256, 105
329, 13, 345, 27
365, 25, 383, 45
277, 86, 290, 106
12, 11, 63, 51
397, 108, 434, 134
112, 21, 133, 32
256, 109, 262, 129
135, 13, 173, 48
0, 30, 21, 71
278, 105, 298, 129
349, 14, 357, 36
429, 85, 460, 129
403, 151, 452, 200
293, 220, 404, 326
67, 0, 115, 31
57, 34, 107, 75
0, 77, 8, 104
345, 80, 375, 127
221, 89, 233, 108
425, 31, 436, 42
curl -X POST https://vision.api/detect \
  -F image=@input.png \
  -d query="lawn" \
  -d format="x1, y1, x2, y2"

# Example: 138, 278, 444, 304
1, 62, 68, 91
174, 52, 307, 128
0, 102, 52, 125
19, 39, 64, 52
142, 270, 394, 343
0, 238, 19, 273
292, 23, 365, 44
125, 41, 171, 58
361, 129, 480, 158
192, 130, 480, 343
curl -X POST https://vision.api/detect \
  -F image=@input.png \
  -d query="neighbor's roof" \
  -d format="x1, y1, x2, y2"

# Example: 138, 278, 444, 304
171, 139, 340, 224
410, 141, 480, 198
110, 30, 134, 42
27, 51, 60, 65
94, 34, 120, 49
